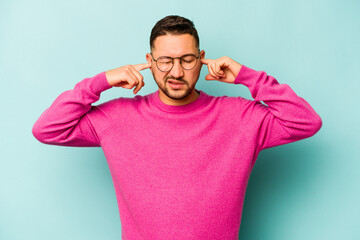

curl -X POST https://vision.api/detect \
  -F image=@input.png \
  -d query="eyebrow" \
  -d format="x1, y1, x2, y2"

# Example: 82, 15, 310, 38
157, 53, 197, 58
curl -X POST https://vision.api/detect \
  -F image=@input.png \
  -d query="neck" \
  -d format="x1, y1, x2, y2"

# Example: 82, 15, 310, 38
159, 89, 200, 106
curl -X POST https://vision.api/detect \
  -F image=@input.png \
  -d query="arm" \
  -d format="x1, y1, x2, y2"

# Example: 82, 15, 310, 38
32, 63, 150, 147
32, 72, 113, 147
234, 65, 322, 151
201, 57, 322, 151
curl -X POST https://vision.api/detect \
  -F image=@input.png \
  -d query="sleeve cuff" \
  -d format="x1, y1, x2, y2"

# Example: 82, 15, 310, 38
234, 64, 263, 85
90, 71, 113, 95
234, 65, 249, 84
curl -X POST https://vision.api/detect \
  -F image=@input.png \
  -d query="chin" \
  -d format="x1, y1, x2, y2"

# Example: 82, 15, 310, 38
164, 87, 192, 100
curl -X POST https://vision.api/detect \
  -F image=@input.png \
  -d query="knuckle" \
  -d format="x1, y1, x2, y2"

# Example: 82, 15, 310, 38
125, 71, 131, 78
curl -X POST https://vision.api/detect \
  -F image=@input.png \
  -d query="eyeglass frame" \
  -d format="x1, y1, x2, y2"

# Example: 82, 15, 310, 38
150, 50, 201, 72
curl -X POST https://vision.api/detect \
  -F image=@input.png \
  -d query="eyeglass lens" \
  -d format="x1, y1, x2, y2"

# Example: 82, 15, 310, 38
157, 55, 197, 72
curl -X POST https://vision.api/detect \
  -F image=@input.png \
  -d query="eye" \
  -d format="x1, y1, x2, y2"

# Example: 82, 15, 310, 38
181, 55, 196, 63
158, 58, 172, 64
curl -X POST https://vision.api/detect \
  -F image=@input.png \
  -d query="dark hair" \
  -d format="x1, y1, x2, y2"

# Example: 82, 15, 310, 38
150, 15, 199, 51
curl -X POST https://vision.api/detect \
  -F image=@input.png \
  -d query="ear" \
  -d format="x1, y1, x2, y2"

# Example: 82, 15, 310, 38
146, 53, 153, 73
199, 50, 205, 68
200, 50, 205, 59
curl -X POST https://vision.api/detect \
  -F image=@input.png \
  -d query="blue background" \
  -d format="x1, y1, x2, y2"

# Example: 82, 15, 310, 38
1, 0, 359, 239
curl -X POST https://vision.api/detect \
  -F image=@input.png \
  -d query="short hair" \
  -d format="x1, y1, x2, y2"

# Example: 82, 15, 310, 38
150, 15, 200, 51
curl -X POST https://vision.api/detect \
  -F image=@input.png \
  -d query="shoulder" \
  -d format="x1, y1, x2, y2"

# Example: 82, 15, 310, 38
202, 90, 267, 117
201, 90, 252, 106
94, 94, 148, 110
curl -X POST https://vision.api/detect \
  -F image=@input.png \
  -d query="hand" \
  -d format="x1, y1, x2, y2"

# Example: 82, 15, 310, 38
201, 57, 242, 84
105, 63, 151, 94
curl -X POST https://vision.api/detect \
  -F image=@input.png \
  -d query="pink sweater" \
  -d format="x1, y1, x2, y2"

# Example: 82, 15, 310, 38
32, 65, 322, 239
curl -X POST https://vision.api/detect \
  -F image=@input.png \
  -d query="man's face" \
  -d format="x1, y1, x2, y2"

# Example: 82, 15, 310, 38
146, 33, 205, 103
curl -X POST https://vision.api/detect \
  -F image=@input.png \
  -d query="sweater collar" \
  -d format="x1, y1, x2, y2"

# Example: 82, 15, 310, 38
151, 89, 207, 113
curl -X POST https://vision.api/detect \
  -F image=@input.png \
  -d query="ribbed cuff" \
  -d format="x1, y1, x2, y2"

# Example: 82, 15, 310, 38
234, 65, 252, 85
90, 71, 113, 95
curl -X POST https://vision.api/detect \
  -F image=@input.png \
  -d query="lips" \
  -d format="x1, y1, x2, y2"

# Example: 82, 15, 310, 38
168, 79, 184, 84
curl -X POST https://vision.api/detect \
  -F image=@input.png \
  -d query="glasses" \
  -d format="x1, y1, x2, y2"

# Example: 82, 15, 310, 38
150, 51, 200, 72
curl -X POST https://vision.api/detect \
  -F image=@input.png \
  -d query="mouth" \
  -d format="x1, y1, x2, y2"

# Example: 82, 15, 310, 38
167, 79, 185, 84
167, 79, 185, 89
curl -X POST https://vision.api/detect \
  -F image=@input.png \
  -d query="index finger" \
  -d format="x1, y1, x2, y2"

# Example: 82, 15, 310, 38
133, 62, 151, 72
200, 58, 213, 65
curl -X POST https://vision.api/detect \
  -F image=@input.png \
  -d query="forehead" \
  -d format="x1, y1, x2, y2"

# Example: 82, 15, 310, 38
152, 33, 197, 57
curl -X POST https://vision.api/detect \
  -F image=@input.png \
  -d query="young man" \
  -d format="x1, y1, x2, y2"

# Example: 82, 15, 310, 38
33, 15, 322, 239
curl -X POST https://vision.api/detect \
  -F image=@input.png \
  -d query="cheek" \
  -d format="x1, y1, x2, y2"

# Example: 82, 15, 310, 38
190, 67, 201, 81
153, 70, 167, 82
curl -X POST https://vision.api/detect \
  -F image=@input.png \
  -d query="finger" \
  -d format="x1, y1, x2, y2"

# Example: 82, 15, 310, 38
129, 65, 144, 82
128, 69, 139, 88
211, 63, 222, 77
134, 80, 145, 94
200, 59, 213, 65
208, 63, 220, 79
137, 81, 145, 94
123, 70, 138, 89
214, 63, 224, 76
214, 63, 225, 77
133, 62, 151, 72
205, 74, 217, 81
129, 67, 145, 94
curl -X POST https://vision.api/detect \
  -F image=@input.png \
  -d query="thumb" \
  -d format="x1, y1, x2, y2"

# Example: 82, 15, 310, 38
205, 74, 217, 81
201, 58, 213, 65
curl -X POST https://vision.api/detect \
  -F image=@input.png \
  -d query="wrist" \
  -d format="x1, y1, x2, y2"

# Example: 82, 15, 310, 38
105, 70, 114, 87
231, 60, 242, 77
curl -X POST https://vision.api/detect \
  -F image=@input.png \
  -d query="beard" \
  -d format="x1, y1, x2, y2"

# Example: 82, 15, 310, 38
153, 74, 195, 100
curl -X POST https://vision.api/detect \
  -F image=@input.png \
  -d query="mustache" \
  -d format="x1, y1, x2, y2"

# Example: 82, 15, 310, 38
166, 77, 186, 84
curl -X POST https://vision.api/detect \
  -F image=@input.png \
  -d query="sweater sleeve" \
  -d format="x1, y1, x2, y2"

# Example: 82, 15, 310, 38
234, 65, 322, 151
32, 71, 113, 147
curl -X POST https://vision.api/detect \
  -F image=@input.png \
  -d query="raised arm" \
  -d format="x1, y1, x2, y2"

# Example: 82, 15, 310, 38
32, 63, 150, 147
201, 57, 322, 151
32, 71, 113, 147
234, 64, 322, 151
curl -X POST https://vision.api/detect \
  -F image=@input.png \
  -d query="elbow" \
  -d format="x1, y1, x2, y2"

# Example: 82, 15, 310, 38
32, 121, 55, 144
32, 121, 47, 144
308, 114, 323, 137
32, 120, 78, 146
287, 114, 323, 140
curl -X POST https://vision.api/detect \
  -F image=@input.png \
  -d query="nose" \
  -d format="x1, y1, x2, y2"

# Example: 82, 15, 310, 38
169, 58, 184, 79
